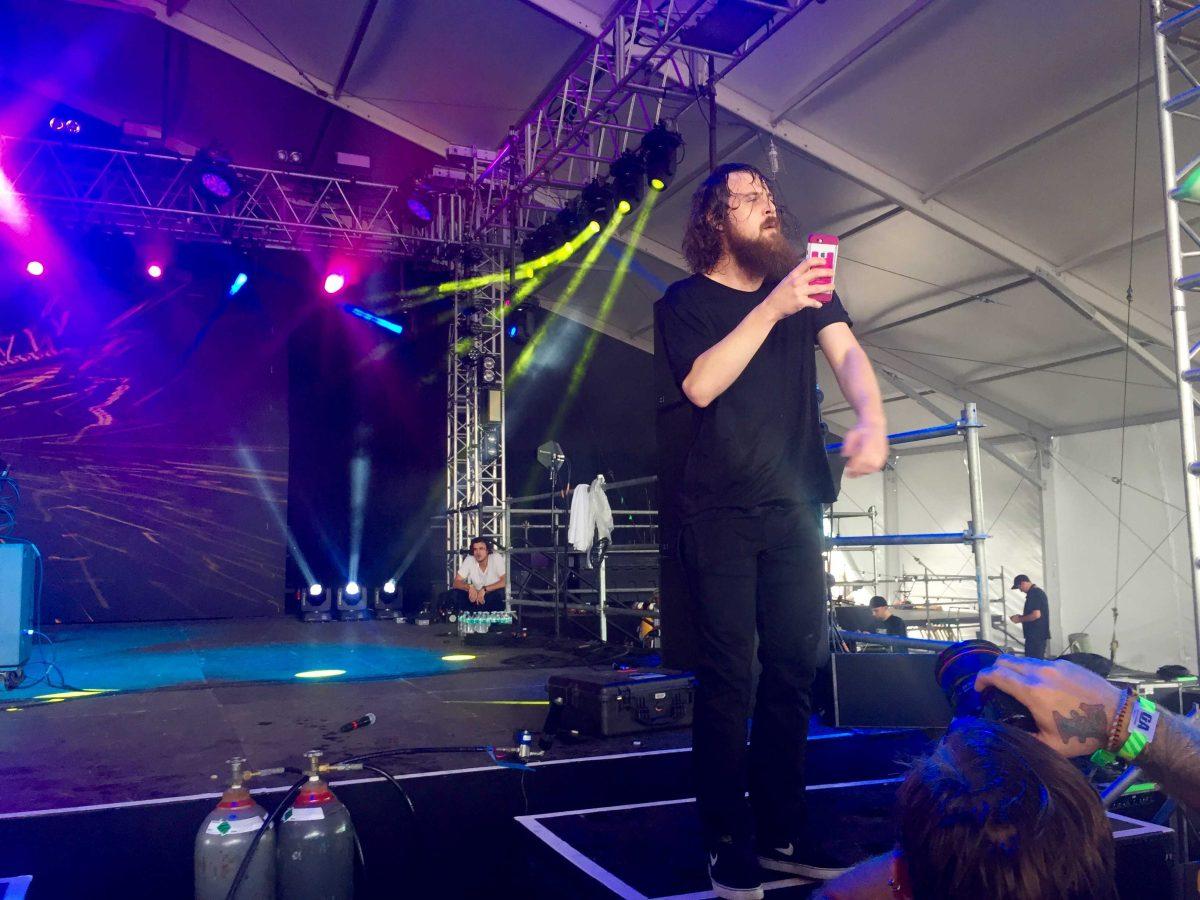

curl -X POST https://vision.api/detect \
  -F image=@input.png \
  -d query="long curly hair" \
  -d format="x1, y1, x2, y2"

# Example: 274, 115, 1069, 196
681, 162, 773, 274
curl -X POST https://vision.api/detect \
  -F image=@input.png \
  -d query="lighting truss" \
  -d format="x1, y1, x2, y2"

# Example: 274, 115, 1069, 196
0, 135, 464, 255
476, 0, 808, 237
445, 243, 509, 585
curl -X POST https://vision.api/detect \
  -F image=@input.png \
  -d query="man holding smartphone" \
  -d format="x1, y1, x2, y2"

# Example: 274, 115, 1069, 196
655, 163, 888, 899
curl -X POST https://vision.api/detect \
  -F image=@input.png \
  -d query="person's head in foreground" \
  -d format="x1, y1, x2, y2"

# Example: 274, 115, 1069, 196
820, 718, 1116, 900
868, 596, 891, 620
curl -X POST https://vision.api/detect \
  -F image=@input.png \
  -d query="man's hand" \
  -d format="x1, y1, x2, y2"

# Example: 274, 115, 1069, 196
840, 419, 888, 478
973, 656, 1123, 757
761, 258, 833, 322
1010, 613, 1022, 624
468, 587, 482, 605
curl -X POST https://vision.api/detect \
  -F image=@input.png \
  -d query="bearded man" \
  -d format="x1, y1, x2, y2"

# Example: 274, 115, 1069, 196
654, 163, 888, 899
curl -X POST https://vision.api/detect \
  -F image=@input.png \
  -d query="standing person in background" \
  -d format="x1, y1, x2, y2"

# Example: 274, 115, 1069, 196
1010, 575, 1050, 660
869, 596, 908, 653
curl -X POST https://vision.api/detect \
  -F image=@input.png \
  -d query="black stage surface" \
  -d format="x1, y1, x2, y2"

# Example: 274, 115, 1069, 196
0, 620, 1174, 898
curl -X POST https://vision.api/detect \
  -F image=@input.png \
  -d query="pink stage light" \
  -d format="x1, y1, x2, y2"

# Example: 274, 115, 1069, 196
323, 272, 347, 295
146, 264, 164, 279
25, 260, 44, 277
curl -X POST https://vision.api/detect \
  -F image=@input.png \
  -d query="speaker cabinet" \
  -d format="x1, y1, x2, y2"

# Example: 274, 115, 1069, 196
0, 543, 34, 669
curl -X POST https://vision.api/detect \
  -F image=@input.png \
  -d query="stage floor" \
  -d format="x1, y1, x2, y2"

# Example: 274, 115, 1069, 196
0, 618, 697, 814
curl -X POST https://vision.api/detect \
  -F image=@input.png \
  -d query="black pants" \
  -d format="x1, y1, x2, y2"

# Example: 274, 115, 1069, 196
447, 588, 505, 613
680, 506, 827, 846
1025, 634, 1048, 660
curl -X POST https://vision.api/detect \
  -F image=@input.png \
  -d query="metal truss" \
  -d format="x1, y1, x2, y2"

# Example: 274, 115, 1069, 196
1152, 0, 1200, 666
477, 0, 808, 236
1, 135, 462, 256
445, 247, 510, 585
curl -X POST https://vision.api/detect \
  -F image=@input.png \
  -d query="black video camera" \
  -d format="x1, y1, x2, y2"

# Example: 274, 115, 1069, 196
936, 639, 1036, 731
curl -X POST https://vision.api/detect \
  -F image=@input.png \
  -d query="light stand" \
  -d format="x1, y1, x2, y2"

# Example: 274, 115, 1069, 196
537, 441, 566, 638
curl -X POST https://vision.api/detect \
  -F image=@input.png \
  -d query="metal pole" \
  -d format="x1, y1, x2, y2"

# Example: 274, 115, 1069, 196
1153, 0, 1200, 672
708, 55, 717, 172
599, 556, 608, 642
963, 402, 993, 641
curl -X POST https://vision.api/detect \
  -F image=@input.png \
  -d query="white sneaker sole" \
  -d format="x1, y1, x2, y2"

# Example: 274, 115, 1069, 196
710, 877, 765, 900
757, 854, 850, 880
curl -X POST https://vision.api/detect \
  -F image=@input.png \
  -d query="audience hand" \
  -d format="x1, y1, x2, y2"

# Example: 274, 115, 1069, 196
974, 656, 1123, 757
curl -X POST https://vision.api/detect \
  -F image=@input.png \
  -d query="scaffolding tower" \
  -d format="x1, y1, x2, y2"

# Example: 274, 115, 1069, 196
1152, 0, 1200, 667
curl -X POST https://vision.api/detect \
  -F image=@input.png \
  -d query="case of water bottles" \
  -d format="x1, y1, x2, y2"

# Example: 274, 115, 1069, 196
457, 611, 513, 636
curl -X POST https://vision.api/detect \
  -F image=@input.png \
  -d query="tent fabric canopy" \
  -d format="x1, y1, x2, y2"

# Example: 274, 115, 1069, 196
3, 0, 1187, 439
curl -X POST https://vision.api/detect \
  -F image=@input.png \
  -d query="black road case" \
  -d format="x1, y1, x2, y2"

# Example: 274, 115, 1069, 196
545, 669, 696, 737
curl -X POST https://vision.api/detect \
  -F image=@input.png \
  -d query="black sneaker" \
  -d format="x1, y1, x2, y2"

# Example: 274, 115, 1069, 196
756, 836, 854, 881
708, 837, 764, 900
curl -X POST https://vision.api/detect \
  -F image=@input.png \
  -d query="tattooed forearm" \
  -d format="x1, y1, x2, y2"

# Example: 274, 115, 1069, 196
1138, 713, 1200, 810
1052, 703, 1108, 746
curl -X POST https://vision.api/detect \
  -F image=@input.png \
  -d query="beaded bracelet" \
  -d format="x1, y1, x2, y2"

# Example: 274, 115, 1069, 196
1090, 690, 1135, 767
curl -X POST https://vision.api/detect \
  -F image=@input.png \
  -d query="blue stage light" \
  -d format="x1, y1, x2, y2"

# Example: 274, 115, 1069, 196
344, 305, 404, 335
508, 325, 517, 338
229, 272, 248, 296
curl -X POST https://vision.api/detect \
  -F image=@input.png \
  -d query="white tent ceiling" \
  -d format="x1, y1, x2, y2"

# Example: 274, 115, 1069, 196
3, 0, 1194, 440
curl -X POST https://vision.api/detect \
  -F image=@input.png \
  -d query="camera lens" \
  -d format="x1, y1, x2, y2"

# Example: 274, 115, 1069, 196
935, 639, 1036, 731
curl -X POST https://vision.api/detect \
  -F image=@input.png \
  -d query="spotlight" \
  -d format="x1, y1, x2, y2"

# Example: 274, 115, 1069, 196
229, 272, 249, 296
323, 272, 347, 295
188, 146, 241, 204
345, 581, 360, 596
641, 121, 683, 191
383, 579, 397, 594
610, 150, 646, 208
25, 260, 44, 277
508, 325, 517, 338
554, 200, 585, 238
478, 353, 500, 386
146, 264, 163, 279
309, 583, 324, 597
617, 200, 631, 214
580, 178, 615, 222
48, 117, 81, 135
481, 422, 501, 463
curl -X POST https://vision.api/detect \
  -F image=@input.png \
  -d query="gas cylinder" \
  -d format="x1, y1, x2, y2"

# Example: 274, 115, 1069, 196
195, 757, 276, 900
276, 750, 356, 900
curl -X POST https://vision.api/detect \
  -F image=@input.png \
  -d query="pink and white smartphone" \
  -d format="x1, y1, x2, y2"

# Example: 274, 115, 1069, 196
806, 233, 838, 303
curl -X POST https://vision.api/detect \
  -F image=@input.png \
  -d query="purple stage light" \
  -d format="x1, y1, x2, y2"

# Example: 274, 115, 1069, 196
146, 264, 163, 279
323, 272, 347, 295
200, 171, 234, 200
25, 260, 44, 277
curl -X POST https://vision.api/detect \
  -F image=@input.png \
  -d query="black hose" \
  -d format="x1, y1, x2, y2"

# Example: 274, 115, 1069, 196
223, 774, 307, 900
357, 762, 417, 818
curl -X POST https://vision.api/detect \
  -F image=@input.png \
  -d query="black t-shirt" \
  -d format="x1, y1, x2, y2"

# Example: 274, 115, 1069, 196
882, 614, 907, 638
654, 274, 852, 520
1023, 586, 1050, 640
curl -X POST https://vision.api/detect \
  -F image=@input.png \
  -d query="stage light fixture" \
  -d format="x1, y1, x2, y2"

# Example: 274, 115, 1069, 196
383, 579, 397, 594
345, 581, 360, 596
507, 325, 518, 338
229, 272, 249, 296
610, 150, 646, 208
481, 422, 501, 463
641, 122, 683, 191
25, 260, 44, 277
554, 200, 585, 238
323, 272, 347, 295
146, 264, 163, 279
580, 178, 615, 222
309, 583, 324, 597
188, 146, 241, 205
48, 117, 81, 135
478, 353, 500, 386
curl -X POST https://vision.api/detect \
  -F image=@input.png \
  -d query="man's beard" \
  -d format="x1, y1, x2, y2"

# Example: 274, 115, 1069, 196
725, 222, 800, 282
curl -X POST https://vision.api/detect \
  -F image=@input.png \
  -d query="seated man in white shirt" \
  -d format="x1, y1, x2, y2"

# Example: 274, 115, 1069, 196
451, 536, 507, 612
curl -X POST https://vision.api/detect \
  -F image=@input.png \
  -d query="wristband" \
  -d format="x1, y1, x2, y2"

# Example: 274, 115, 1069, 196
1116, 696, 1160, 763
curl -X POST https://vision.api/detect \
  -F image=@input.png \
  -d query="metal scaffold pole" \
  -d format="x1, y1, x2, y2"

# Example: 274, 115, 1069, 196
1152, 0, 1200, 669
962, 403, 992, 643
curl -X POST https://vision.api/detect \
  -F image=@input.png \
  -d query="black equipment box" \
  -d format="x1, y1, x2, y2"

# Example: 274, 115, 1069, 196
815, 651, 952, 729
546, 669, 696, 736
